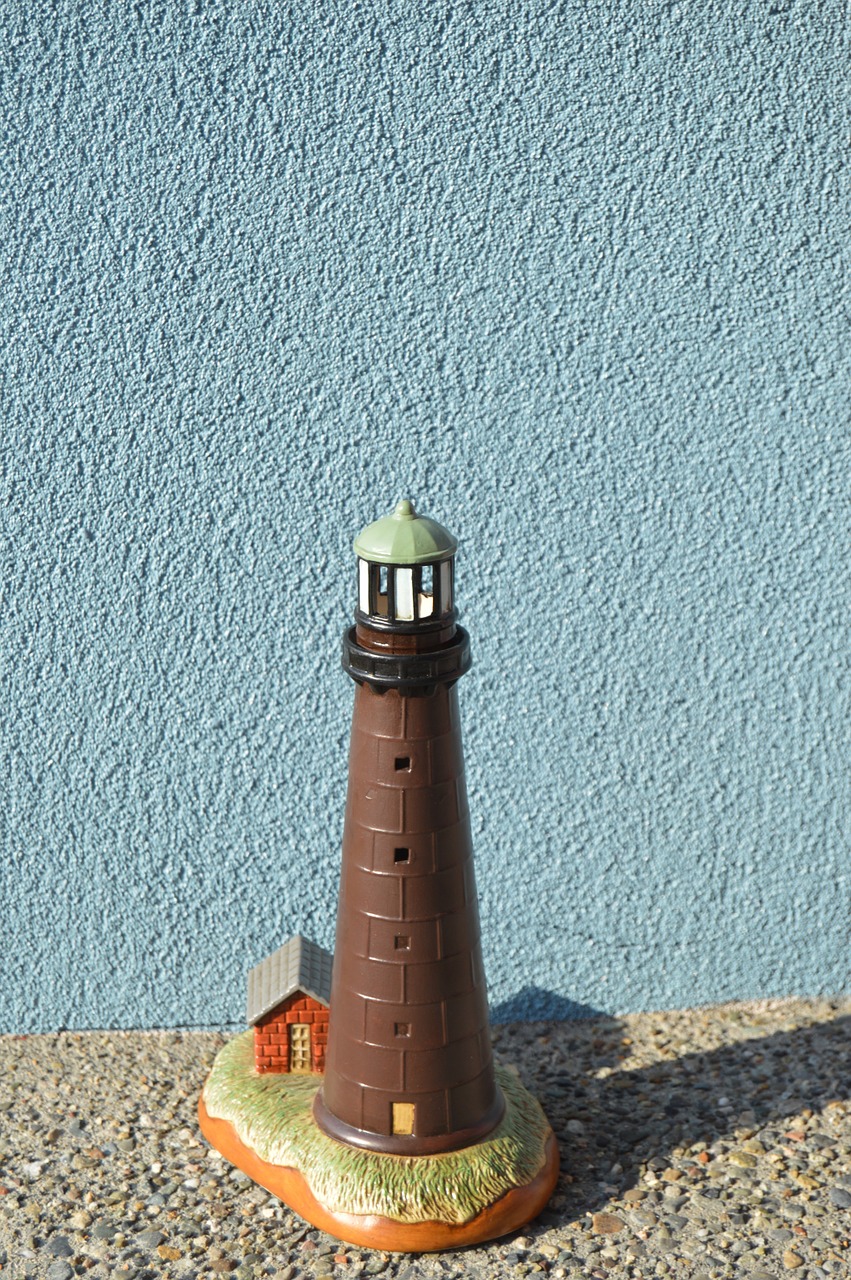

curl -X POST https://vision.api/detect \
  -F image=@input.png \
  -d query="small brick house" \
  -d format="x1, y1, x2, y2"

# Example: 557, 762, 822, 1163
246, 935, 332, 1075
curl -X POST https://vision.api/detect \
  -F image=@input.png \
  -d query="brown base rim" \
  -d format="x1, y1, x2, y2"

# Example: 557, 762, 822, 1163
311, 1083, 506, 1155
198, 1093, 559, 1252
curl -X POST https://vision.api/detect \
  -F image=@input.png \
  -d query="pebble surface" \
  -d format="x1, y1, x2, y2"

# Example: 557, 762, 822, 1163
1, 997, 850, 1279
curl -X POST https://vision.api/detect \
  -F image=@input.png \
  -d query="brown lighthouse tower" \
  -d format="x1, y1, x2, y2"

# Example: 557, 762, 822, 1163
314, 499, 504, 1154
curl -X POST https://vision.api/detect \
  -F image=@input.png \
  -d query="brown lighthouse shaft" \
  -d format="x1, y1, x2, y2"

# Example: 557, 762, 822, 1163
314, 501, 504, 1155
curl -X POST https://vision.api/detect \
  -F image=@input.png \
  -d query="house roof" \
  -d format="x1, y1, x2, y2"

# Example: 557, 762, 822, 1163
246, 935, 333, 1025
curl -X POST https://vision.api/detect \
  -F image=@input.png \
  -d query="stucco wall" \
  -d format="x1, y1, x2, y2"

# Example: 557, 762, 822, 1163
2, 2, 849, 1031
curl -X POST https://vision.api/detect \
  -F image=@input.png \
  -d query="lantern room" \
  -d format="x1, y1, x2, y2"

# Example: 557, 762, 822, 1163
353, 499, 457, 630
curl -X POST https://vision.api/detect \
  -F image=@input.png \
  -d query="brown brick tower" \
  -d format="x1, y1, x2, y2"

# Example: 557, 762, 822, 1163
313, 499, 504, 1155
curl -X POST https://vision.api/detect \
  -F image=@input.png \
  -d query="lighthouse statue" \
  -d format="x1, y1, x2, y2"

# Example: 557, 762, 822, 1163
199, 500, 558, 1252
314, 498, 503, 1153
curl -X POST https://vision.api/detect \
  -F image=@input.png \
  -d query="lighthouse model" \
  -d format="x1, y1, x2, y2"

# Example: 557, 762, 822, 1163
314, 498, 503, 1154
199, 501, 559, 1251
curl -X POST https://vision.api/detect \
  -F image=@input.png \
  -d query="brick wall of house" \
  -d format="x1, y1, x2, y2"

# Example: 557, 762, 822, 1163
253, 992, 329, 1074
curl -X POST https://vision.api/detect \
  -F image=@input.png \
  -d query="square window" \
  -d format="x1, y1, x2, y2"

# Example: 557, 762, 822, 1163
394, 935, 410, 950
394, 847, 410, 864
394, 756, 411, 771
395, 1022, 410, 1037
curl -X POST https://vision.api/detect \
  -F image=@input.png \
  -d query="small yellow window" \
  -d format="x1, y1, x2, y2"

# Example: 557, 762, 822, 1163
392, 1102, 415, 1135
289, 1024, 311, 1073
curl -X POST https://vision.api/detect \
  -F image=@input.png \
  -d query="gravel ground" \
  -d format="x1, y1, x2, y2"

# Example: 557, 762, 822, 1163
1, 997, 850, 1280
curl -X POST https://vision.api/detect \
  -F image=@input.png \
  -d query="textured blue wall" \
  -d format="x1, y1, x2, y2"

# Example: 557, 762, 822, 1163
2, 2, 849, 1032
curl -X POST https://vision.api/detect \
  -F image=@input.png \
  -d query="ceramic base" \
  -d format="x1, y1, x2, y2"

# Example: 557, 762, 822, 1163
198, 1095, 559, 1251
198, 1032, 558, 1252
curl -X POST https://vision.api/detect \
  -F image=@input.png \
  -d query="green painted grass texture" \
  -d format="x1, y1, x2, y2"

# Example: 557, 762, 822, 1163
203, 1031, 551, 1224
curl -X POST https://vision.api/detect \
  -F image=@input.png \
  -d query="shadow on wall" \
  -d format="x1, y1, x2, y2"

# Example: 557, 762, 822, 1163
491, 986, 607, 1023
493, 1010, 851, 1232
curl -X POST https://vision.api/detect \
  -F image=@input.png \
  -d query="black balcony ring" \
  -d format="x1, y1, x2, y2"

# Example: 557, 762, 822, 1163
342, 626, 471, 690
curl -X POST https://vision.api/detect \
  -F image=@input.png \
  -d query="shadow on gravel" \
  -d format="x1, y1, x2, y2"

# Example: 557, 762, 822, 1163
496, 1009, 851, 1233
491, 985, 608, 1022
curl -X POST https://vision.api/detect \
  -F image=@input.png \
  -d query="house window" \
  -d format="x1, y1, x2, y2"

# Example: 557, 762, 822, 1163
392, 1102, 415, 1135
289, 1024, 311, 1073
394, 847, 410, 863
394, 935, 410, 950
394, 756, 411, 771
395, 1022, 410, 1037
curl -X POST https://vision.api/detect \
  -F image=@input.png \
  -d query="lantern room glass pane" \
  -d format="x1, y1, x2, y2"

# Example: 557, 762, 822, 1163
439, 560, 452, 613
358, 559, 370, 613
418, 563, 434, 618
395, 567, 415, 620
374, 564, 388, 616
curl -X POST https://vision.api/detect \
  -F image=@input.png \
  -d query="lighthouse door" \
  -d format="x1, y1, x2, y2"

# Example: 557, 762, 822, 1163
392, 1102, 415, 1135
289, 1024, 311, 1073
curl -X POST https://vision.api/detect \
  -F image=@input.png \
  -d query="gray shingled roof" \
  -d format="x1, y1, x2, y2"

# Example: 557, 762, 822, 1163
246, 935, 333, 1025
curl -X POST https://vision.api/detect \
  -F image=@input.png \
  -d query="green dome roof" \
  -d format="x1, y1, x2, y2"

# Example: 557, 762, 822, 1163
353, 499, 457, 565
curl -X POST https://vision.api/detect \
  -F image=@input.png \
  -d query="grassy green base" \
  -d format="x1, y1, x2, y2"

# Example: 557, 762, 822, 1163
202, 1031, 552, 1226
